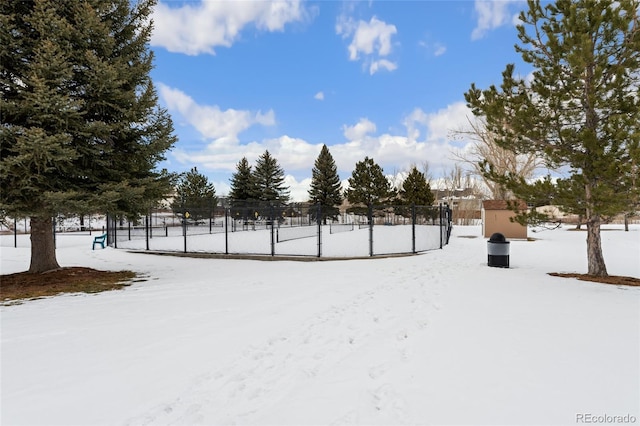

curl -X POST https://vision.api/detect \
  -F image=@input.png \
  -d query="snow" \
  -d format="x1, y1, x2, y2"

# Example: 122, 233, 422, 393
1, 225, 639, 425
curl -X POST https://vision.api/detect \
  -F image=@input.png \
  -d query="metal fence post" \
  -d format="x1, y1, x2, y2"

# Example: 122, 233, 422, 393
145, 214, 149, 251
368, 204, 374, 257
439, 203, 443, 249
411, 204, 416, 254
113, 215, 118, 249
14, 218, 17, 248
317, 203, 322, 258
225, 207, 229, 255
182, 211, 187, 254
270, 204, 275, 256
446, 204, 452, 245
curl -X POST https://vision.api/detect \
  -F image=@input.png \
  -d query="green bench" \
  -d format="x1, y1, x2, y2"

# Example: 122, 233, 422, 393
92, 234, 107, 250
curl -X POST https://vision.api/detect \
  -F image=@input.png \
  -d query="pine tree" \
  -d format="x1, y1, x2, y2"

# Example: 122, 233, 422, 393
398, 167, 435, 206
393, 166, 435, 219
345, 157, 395, 214
228, 157, 256, 221
0, 0, 176, 273
252, 150, 290, 205
308, 145, 342, 224
229, 157, 256, 202
171, 167, 217, 221
465, 0, 640, 277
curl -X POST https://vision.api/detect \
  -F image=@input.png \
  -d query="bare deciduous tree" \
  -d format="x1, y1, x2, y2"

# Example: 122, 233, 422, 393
437, 164, 484, 225
419, 161, 434, 185
451, 118, 543, 200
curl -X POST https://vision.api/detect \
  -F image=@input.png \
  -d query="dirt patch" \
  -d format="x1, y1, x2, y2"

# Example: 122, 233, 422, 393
1, 267, 137, 303
566, 228, 627, 231
549, 272, 640, 287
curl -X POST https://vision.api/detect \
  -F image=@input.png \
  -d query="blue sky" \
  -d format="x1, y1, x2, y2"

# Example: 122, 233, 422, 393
149, 0, 532, 201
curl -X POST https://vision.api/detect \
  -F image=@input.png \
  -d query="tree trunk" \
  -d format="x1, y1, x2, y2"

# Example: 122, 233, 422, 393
29, 216, 60, 273
586, 215, 608, 277
581, 60, 608, 277
624, 214, 629, 232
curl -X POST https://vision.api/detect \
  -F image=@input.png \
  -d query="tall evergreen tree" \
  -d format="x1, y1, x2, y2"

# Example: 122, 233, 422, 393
228, 157, 257, 221
228, 157, 256, 202
345, 157, 395, 214
0, 0, 176, 273
465, 0, 640, 277
395, 166, 436, 220
398, 166, 435, 206
252, 150, 290, 205
308, 145, 342, 223
171, 167, 217, 221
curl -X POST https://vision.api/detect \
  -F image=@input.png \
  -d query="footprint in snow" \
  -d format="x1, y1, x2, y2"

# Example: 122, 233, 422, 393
371, 383, 407, 422
368, 363, 388, 380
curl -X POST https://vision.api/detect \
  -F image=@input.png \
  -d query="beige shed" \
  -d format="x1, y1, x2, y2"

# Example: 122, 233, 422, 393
481, 200, 528, 239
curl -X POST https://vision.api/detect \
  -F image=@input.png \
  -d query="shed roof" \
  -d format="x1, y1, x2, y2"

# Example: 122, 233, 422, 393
482, 200, 528, 211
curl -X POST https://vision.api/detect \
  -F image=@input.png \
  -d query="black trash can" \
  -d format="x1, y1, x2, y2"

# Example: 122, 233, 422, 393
487, 232, 510, 268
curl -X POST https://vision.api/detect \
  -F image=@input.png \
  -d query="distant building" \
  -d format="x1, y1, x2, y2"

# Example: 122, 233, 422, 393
434, 188, 482, 225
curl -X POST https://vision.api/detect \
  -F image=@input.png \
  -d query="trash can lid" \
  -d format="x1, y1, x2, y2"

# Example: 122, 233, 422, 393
489, 232, 507, 242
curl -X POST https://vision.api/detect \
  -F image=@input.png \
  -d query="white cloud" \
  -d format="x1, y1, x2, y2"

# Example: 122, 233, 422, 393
314, 91, 324, 101
404, 102, 473, 142
434, 43, 447, 57
471, 0, 521, 40
336, 16, 398, 74
418, 40, 447, 57
172, 134, 322, 178
347, 17, 396, 59
264, 135, 322, 170
158, 83, 275, 143
343, 118, 377, 141
369, 59, 397, 75
151, 0, 310, 55
284, 175, 312, 202
167, 100, 481, 201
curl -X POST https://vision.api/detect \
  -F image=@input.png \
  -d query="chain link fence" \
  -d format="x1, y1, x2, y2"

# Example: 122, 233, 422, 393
106, 202, 453, 258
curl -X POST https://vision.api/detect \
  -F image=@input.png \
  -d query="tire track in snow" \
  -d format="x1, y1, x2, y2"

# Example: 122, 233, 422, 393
125, 260, 445, 425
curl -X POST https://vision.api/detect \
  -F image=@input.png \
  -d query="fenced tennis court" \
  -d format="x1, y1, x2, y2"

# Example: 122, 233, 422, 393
106, 203, 453, 258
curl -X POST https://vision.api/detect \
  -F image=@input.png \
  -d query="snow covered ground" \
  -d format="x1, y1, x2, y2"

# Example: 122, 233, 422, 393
1, 225, 639, 425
